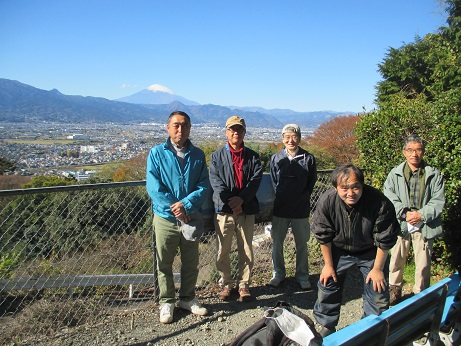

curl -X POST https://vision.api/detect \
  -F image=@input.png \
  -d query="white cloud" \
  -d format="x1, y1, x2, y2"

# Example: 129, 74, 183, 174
120, 83, 140, 89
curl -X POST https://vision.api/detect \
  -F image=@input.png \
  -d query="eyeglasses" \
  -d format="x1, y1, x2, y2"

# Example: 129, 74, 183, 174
227, 126, 245, 133
404, 148, 423, 154
283, 135, 299, 141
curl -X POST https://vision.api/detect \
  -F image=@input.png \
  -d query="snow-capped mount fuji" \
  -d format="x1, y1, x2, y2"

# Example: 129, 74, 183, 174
147, 84, 174, 93
115, 84, 200, 105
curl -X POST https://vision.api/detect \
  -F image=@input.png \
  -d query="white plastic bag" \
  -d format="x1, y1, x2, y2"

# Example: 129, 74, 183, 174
265, 307, 315, 346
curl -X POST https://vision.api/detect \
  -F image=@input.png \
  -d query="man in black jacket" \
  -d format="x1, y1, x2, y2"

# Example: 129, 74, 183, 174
311, 164, 399, 337
268, 124, 317, 290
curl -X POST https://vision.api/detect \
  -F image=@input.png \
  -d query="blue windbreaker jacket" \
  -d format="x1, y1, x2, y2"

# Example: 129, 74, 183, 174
146, 138, 209, 222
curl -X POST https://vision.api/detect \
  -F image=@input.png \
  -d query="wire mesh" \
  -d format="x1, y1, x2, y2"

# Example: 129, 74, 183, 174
0, 171, 333, 344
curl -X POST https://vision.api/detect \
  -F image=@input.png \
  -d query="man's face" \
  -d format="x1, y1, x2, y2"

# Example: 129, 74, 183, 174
282, 132, 300, 152
167, 114, 190, 148
403, 141, 424, 168
226, 125, 245, 148
335, 173, 363, 207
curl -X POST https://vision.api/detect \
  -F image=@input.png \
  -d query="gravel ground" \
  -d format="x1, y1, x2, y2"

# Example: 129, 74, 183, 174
29, 268, 367, 346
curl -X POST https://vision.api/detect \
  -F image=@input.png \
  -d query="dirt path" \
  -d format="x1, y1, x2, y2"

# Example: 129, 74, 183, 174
30, 269, 366, 346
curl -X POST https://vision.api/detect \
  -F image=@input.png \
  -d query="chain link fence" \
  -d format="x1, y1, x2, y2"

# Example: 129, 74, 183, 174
0, 171, 333, 344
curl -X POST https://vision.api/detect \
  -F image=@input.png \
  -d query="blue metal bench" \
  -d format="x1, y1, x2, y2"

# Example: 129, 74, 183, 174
378, 277, 449, 345
321, 314, 388, 346
323, 275, 455, 346
439, 273, 461, 345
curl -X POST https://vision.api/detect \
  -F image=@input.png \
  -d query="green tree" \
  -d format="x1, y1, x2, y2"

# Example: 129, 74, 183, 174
376, 1, 461, 105
357, 92, 461, 271
305, 145, 337, 170
428, 89, 461, 270
0, 157, 17, 174
1, 176, 151, 263
1, 176, 75, 262
357, 0, 461, 271
259, 143, 278, 173
198, 140, 223, 166
356, 93, 435, 186
22, 175, 75, 188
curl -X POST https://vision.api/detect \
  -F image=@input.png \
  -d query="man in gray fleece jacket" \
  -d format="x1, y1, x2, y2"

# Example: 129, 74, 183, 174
384, 135, 445, 305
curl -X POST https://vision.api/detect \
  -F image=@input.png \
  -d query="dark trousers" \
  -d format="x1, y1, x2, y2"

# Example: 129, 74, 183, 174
313, 248, 390, 329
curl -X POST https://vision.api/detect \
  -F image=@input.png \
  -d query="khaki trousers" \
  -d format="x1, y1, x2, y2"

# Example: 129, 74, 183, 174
215, 213, 255, 289
389, 231, 433, 294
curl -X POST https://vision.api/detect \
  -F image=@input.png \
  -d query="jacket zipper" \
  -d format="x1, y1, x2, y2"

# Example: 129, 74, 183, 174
347, 211, 352, 251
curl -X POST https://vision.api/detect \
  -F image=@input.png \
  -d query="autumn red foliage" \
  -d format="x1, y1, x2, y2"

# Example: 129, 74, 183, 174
113, 152, 149, 182
306, 114, 360, 165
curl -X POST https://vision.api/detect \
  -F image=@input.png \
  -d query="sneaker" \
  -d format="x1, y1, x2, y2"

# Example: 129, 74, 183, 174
267, 277, 284, 287
219, 286, 232, 301
318, 325, 336, 337
299, 280, 312, 291
238, 287, 252, 302
177, 298, 208, 316
159, 303, 174, 324
390, 285, 402, 306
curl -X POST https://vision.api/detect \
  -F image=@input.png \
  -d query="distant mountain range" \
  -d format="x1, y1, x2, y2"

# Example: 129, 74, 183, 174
0, 78, 353, 128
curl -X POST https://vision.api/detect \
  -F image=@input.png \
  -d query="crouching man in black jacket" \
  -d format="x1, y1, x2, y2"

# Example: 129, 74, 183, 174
311, 164, 399, 337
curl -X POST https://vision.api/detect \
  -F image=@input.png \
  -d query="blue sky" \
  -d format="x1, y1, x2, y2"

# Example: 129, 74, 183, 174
0, 0, 447, 113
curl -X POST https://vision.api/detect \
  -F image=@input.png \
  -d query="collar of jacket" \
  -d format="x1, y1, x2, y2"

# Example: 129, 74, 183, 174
163, 137, 192, 153
225, 141, 245, 152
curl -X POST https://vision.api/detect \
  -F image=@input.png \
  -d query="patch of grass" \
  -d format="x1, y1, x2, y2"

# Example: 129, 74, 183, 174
402, 258, 452, 290
402, 261, 416, 287
431, 256, 455, 284
0, 251, 22, 278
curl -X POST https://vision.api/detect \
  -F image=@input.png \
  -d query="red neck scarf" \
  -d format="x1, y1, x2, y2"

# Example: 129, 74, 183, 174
229, 144, 244, 190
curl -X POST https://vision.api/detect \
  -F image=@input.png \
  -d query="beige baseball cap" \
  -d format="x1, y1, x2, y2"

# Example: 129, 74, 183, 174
225, 116, 246, 130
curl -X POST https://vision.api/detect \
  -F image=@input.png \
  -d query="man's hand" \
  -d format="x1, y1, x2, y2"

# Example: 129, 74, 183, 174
406, 210, 422, 226
228, 196, 244, 209
170, 202, 190, 223
319, 264, 337, 286
232, 205, 243, 216
366, 268, 386, 293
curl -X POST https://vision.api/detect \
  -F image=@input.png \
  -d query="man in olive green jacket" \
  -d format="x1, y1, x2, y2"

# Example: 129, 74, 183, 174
383, 135, 445, 305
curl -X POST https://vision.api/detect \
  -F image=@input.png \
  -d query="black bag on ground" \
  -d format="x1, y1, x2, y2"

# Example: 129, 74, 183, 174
227, 301, 323, 346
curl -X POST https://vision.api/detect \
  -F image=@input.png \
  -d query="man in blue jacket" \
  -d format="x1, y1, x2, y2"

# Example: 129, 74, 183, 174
384, 135, 445, 305
209, 116, 263, 302
146, 111, 209, 324
268, 124, 317, 290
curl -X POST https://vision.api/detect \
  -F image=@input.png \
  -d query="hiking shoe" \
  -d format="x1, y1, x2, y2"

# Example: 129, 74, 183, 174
159, 303, 174, 324
177, 298, 208, 316
267, 277, 284, 287
238, 287, 252, 302
390, 285, 402, 306
318, 325, 336, 337
298, 280, 312, 291
219, 286, 232, 301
